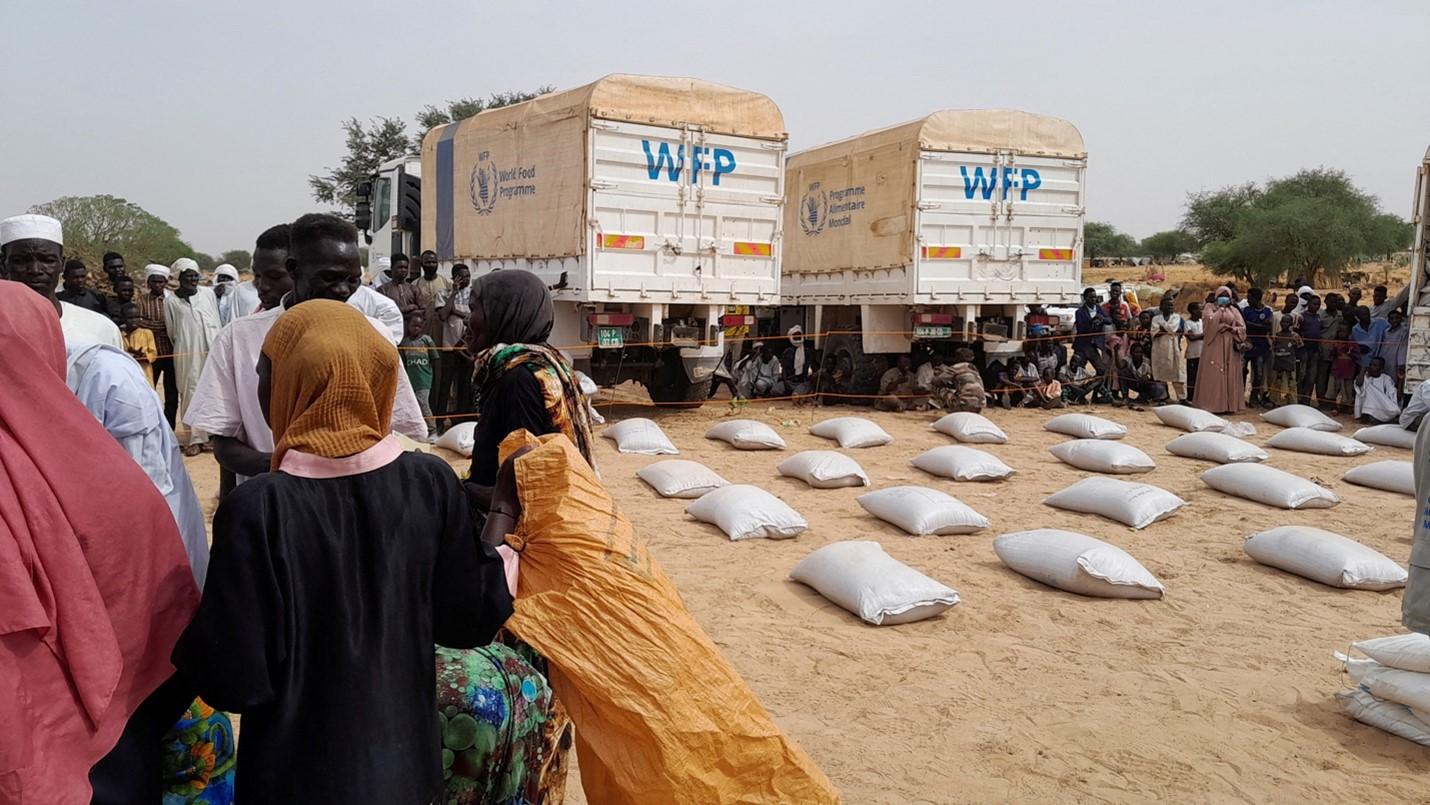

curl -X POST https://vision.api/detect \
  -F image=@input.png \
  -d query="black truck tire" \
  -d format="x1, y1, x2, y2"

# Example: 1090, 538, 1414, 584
823, 332, 888, 400
646, 350, 713, 409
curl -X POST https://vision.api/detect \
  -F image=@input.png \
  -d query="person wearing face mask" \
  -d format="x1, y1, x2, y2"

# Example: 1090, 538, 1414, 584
1191, 286, 1248, 414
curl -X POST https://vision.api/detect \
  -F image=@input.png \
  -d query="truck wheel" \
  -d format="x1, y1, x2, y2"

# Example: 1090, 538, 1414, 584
646, 351, 712, 409
823, 333, 887, 400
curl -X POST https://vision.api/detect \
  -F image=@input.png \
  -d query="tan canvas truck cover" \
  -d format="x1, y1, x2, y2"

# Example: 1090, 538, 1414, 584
422, 74, 785, 262
784, 109, 1086, 275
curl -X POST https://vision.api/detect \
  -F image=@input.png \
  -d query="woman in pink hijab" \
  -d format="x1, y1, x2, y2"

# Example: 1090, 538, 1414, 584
0, 280, 198, 802
1191, 285, 1249, 413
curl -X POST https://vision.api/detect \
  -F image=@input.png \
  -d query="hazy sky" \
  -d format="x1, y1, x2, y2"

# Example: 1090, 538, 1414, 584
3, 0, 1427, 255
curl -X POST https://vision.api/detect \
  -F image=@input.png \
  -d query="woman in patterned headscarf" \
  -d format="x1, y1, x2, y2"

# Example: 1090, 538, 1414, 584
460, 269, 593, 799
464, 269, 594, 510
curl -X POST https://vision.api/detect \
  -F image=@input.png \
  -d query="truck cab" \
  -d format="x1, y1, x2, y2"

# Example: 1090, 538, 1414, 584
356, 157, 422, 281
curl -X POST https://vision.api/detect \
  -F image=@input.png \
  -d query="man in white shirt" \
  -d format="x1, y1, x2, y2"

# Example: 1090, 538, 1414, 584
0, 213, 125, 349
185, 216, 428, 483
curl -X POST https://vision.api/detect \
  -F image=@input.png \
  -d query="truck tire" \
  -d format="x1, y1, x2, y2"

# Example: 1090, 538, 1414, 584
647, 351, 713, 409
823, 333, 888, 400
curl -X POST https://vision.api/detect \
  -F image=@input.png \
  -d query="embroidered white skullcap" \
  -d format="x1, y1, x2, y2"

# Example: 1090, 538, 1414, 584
378, 256, 391, 268
145, 264, 171, 279
214, 263, 239, 281
171, 257, 200, 275
0, 214, 63, 247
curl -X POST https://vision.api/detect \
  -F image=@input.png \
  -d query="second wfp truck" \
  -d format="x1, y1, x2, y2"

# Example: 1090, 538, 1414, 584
782, 109, 1087, 391
417, 74, 787, 404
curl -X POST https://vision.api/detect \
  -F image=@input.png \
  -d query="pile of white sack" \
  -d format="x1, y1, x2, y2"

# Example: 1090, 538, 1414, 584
1337, 633, 1430, 745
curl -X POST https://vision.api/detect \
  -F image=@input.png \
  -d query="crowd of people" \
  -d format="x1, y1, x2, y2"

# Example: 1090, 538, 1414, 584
722, 276, 1415, 424
0, 212, 595, 803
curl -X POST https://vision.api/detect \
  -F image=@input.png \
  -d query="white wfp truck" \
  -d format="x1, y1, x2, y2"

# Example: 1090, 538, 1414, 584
412, 74, 786, 404
782, 110, 1087, 391
358, 157, 422, 270
1403, 145, 1430, 387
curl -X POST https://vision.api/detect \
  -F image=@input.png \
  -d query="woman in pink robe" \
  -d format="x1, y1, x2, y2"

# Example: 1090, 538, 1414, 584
1192, 285, 1248, 414
0, 280, 198, 803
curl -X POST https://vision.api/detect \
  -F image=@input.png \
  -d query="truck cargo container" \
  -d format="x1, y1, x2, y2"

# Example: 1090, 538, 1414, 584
782, 109, 1086, 391
415, 74, 787, 404
1403, 145, 1430, 388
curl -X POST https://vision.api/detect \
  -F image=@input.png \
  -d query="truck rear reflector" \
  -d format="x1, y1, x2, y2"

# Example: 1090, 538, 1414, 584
720, 314, 756, 327
1037, 248, 1073, 260
920, 246, 963, 260
732, 241, 772, 256
602, 234, 645, 250
587, 313, 635, 326
912, 313, 954, 325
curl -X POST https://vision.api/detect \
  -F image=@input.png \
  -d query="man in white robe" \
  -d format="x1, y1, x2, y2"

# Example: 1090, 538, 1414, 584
1355, 356, 1401, 424
214, 263, 259, 325
164, 258, 221, 453
1149, 295, 1187, 402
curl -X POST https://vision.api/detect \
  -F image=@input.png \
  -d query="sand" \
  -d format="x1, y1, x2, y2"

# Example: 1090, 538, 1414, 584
186, 396, 1430, 803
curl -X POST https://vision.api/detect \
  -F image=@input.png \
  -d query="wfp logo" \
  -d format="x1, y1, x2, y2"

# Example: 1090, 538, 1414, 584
469, 155, 499, 216
799, 186, 827, 236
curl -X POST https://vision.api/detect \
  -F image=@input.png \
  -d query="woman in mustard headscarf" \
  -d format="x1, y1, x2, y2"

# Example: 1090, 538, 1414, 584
173, 300, 545, 804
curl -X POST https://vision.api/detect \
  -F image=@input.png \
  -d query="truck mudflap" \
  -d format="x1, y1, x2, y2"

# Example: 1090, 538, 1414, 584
679, 345, 723, 383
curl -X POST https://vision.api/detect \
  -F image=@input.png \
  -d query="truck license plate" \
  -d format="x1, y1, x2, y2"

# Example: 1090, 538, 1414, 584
596, 326, 624, 348
914, 324, 953, 339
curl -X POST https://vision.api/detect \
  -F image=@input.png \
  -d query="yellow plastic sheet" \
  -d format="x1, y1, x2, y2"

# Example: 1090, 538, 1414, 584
499, 431, 840, 805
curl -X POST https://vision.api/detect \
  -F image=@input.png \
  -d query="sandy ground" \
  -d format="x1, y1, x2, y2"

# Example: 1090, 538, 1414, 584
185, 393, 1430, 803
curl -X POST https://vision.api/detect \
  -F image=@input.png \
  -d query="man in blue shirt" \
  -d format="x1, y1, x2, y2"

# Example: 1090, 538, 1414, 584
1351, 305, 1390, 378
1240, 287, 1273, 408
1073, 287, 1110, 400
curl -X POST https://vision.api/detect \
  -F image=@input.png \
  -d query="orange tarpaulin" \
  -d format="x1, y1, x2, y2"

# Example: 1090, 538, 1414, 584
499, 431, 840, 804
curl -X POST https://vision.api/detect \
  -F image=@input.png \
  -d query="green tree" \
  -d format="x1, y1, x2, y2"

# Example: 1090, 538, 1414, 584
1140, 229, 1197, 262
1181, 183, 1259, 246
218, 249, 253, 270
1365, 213, 1413, 259
1189, 169, 1403, 286
29, 195, 195, 273
413, 87, 554, 141
1084, 221, 1138, 260
310, 86, 554, 215
308, 116, 412, 212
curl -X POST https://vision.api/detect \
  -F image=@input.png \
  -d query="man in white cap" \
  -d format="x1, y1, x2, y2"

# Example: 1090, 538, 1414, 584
213, 263, 259, 326
1, 213, 124, 349
165, 258, 221, 455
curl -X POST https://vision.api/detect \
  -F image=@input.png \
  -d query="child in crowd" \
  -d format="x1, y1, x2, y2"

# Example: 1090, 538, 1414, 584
1031, 366, 1066, 409
1058, 357, 1098, 405
120, 302, 158, 384
1104, 318, 1129, 405
1326, 323, 1358, 415
1268, 316, 1302, 406
399, 307, 438, 432
1184, 302, 1204, 400
1355, 356, 1401, 424
1012, 356, 1042, 407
